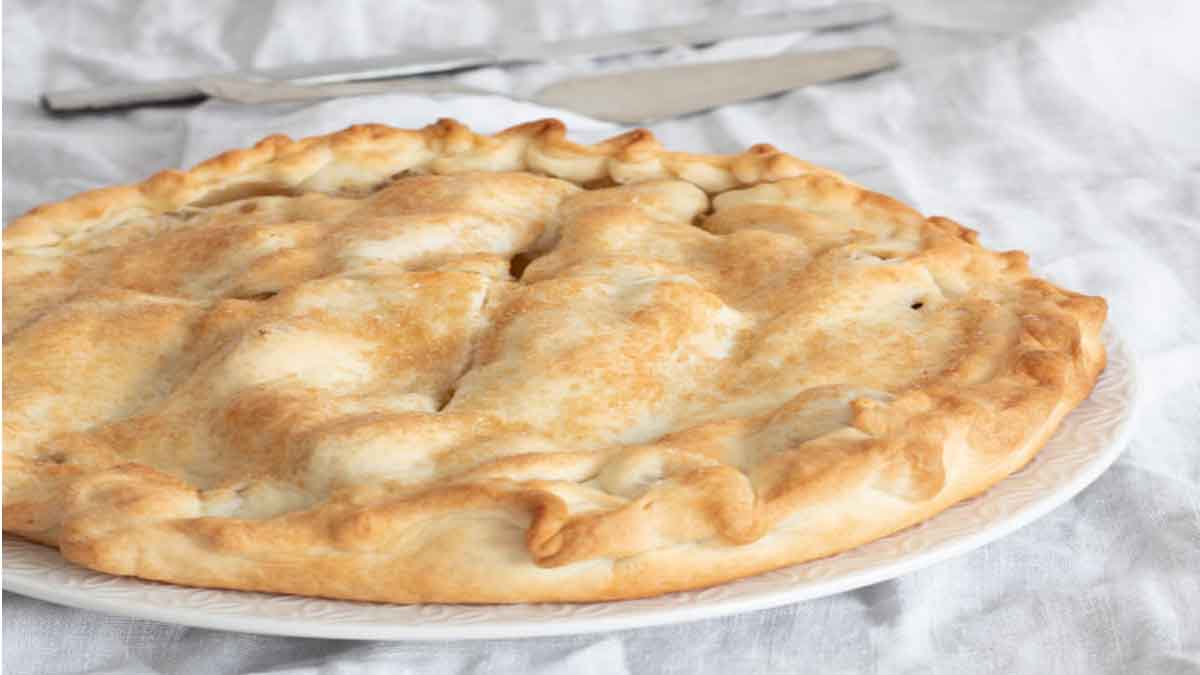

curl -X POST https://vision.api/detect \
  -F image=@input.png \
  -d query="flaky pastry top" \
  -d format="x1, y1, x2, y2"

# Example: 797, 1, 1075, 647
2, 119, 1106, 603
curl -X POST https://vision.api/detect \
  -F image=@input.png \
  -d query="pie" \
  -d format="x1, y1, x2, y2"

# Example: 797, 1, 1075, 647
2, 119, 1107, 603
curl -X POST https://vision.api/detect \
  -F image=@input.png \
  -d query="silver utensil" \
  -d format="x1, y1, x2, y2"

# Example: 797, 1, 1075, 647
197, 47, 899, 125
535, 47, 898, 123
41, 3, 890, 113
195, 77, 492, 106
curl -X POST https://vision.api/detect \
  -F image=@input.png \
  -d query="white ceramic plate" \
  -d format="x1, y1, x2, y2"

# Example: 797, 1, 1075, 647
4, 329, 1139, 641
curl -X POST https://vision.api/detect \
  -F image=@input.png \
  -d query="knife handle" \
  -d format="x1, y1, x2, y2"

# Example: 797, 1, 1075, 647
42, 79, 209, 113
41, 50, 501, 114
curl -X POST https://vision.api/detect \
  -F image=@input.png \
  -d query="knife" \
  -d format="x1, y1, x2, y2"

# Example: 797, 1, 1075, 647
41, 3, 891, 113
535, 47, 898, 123
195, 47, 899, 125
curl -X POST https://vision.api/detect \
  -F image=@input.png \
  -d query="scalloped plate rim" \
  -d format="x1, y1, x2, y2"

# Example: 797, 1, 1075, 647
3, 328, 1140, 641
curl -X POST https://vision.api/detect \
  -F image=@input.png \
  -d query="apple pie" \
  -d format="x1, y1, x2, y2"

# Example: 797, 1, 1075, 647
2, 119, 1106, 603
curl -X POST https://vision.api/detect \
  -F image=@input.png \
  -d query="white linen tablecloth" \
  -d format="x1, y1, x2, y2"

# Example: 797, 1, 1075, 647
3, 1, 1198, 673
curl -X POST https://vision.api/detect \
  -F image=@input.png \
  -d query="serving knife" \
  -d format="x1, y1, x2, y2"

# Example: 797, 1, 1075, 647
534, 47, 898, 123
197, 47, 899, 125
41, 3, 890, 113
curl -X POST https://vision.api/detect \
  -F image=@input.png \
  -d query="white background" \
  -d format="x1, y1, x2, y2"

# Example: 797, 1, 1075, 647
3, 1, 1198, 673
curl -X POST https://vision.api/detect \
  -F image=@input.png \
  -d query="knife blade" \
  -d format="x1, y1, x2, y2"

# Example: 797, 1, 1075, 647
534, 47, 899, 123
41, 3, 890, 113
195, 47, 899, 125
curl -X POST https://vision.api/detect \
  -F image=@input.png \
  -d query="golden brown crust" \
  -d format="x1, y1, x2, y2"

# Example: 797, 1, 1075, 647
2, 119, 1106, 603
3, 119, 831, 251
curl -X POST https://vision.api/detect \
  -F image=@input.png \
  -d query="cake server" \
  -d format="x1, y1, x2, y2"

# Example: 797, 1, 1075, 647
41, 3, 890, 113
196, 47, 900, 124
533, 47, 898, 123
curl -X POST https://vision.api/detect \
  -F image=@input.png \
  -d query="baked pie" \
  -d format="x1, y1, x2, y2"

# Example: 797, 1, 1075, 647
2, 119, 1106, 603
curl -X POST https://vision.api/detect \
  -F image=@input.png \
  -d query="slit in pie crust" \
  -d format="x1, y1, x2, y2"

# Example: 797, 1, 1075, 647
2, 119, 1106, 603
